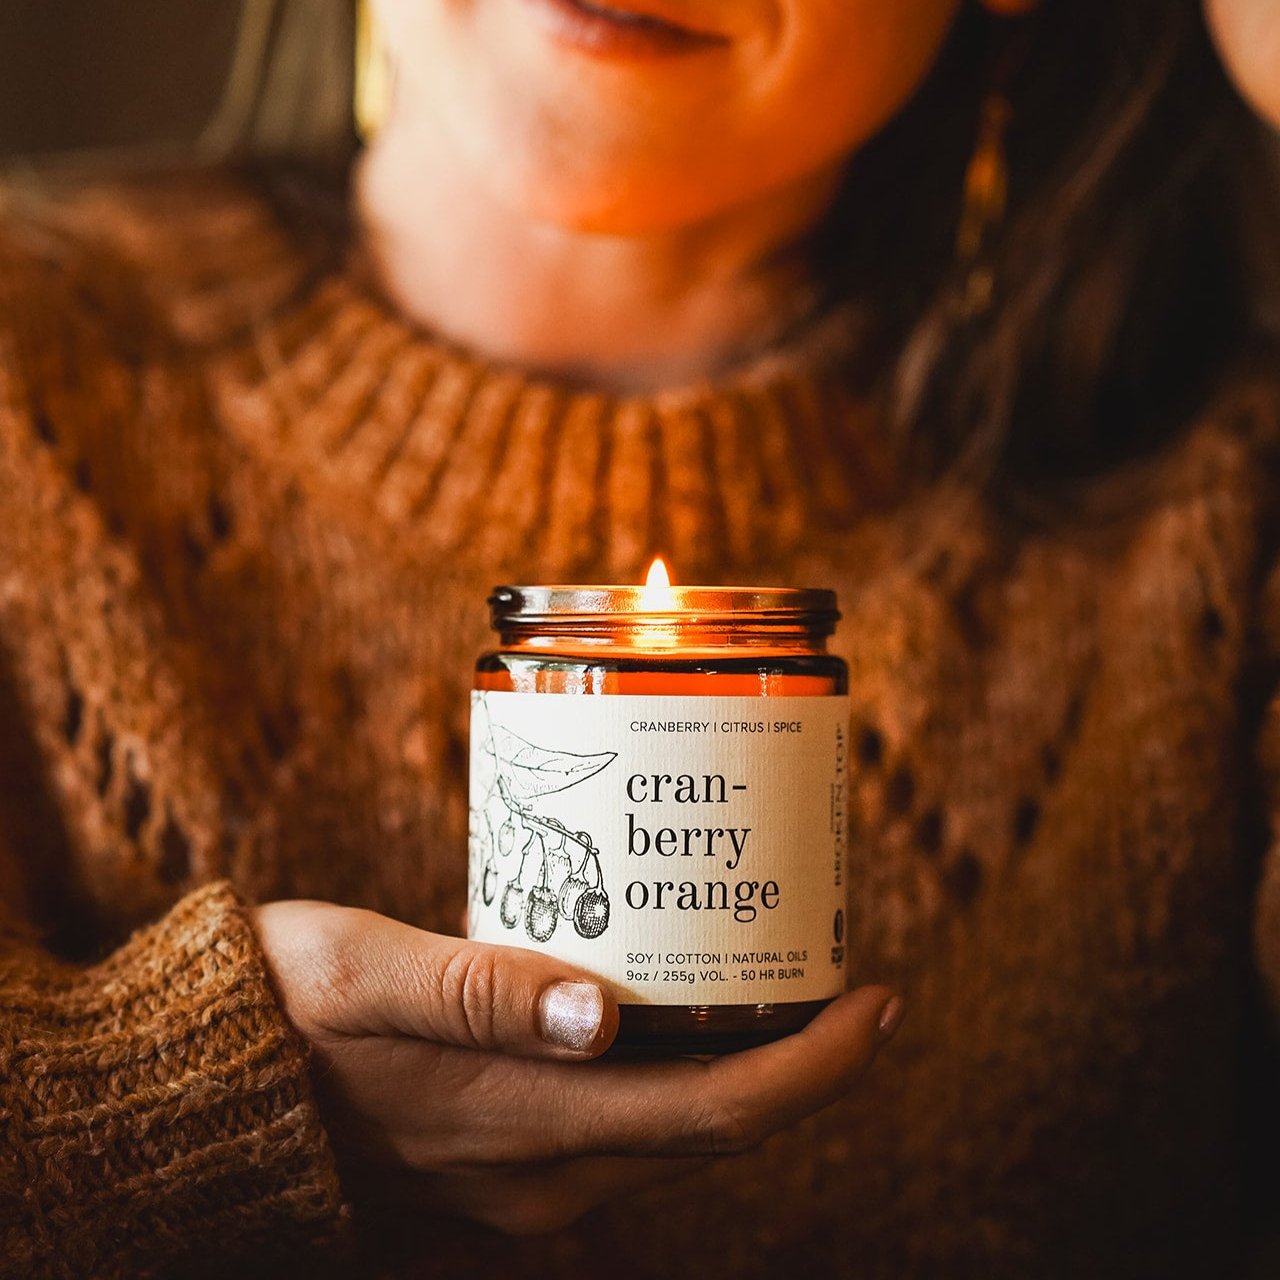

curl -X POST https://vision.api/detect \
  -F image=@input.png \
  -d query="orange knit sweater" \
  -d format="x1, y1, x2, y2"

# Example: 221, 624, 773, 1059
1, 168, 1279, 1279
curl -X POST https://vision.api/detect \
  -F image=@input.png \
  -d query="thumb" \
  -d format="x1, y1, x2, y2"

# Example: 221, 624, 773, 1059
254, 900, 619, 1059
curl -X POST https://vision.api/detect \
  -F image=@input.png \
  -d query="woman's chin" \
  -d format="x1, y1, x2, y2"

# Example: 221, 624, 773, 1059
482, 161, 737, 236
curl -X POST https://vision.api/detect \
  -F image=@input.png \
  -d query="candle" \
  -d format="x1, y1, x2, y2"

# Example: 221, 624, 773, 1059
468, 559, 850, 1054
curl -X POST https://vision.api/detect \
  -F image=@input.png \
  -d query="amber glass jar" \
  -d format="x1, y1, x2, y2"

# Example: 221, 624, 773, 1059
468, 583, 849, 1055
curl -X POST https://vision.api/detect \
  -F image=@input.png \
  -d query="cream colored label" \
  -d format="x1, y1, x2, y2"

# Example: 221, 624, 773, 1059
468, 691, 849, 1005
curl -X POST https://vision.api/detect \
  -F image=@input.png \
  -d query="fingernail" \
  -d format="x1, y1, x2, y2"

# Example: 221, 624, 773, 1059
877, 995, 905, 1044
539, 981, 604, 1052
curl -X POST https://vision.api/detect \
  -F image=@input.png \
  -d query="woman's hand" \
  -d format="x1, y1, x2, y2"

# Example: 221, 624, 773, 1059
251, 900, 902, 1235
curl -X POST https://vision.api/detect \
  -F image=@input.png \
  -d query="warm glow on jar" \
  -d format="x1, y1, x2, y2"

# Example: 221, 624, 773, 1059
468, 576, 850, 1055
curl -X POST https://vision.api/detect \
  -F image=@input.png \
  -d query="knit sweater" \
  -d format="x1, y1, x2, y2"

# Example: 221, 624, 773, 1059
1, 167, 1278, 1280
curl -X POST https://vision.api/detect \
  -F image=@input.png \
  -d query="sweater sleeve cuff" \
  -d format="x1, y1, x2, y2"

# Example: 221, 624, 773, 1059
3, 880, 349, 1277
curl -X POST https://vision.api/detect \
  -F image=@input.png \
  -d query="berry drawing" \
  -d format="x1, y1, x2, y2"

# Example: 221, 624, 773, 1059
470, 694, 616, 944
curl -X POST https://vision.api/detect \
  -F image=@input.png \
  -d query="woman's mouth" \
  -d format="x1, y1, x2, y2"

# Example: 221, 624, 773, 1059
517, 0, 732, 60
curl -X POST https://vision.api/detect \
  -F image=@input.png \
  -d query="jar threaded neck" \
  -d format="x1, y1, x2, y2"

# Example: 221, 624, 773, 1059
488, 585, 839, 643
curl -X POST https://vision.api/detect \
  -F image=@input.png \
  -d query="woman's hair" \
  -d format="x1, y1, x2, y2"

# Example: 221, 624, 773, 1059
231, 0, 1279, 504
197, 0, 356, 170
824, 0, 1280, 505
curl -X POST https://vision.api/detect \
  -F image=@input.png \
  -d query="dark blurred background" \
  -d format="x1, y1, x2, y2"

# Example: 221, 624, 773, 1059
0, 3, 245, 159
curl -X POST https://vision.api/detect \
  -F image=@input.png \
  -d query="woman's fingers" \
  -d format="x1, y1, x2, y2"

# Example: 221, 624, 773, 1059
448, 984, 901, 1163
252, 900, 619, 1059
584, 984, 899, 1158
355, 921, 621, 1057
682, 984, 902, 1147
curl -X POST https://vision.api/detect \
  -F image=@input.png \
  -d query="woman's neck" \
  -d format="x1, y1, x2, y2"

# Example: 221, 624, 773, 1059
353, 111, 843, 393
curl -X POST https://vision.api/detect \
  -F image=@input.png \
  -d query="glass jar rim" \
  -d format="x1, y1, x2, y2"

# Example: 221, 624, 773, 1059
488, 585, 840, 634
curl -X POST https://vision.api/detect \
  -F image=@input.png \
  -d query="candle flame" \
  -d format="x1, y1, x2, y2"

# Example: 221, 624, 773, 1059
640, 556, 676, 612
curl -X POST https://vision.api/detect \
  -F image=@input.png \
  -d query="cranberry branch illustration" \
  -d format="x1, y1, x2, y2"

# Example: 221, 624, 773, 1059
470, 695, 615, 943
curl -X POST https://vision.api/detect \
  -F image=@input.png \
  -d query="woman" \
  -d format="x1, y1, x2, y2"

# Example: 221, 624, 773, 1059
1, 0, 1278, 1275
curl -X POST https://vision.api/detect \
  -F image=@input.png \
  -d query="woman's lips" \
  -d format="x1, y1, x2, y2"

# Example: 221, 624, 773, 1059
518, 0, 732, 59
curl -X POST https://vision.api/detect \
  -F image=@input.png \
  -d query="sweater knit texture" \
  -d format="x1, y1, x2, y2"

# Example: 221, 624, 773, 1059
1, 168, 1279, 1279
